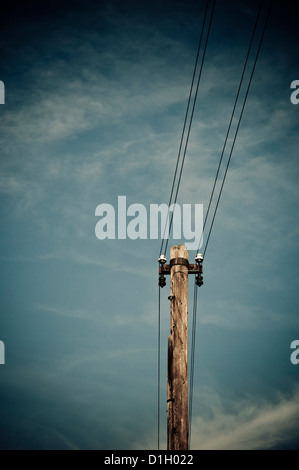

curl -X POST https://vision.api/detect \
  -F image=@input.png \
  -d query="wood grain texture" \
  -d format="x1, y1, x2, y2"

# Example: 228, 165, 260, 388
167, 244, 188, 450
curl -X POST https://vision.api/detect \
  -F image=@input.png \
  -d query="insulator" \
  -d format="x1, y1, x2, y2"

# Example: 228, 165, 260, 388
158, 254, 167, 265
159, 274, 166, 288
195, 253, 203, 264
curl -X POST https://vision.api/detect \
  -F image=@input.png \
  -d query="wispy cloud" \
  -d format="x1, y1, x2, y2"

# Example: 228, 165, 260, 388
199, 299, 298, 330
0, 0, 298, 451
35, 303, 91, 321
191, 386, 299, 449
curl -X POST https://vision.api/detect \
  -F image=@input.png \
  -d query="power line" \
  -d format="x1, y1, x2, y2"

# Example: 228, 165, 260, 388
159, 0, 210, 258
164, 0, 216, 258
196, 0, 264, 255
159, 0, 214, 258
189, 0, 265, 440
157, 0, 214, 449
203, 0, 273, 259
188, 0, 273, 447
157, 284, 161, 450
190, 3, 265, 429
188, 276, 198, 447
157, 0, 273, 450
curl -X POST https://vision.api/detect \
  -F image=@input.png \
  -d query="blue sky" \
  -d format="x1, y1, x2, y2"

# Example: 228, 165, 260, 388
0, 0, 298, 449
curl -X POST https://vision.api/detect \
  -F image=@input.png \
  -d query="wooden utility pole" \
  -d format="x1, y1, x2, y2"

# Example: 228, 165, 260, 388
158, 244, 203, 451
167, 244, 189, 450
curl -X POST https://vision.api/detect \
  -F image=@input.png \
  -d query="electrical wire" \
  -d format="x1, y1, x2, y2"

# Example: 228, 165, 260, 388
159, 0, 210, 258
157, 284, 161, 450
189, 1, 264, 442
188, 276, 198, 447
195, 0, 264, 255
188, 0, 273, 448
159, 0, 214, 258
157, 0, 213, 449
164, 0, 216, 258
203, 0, 273, 259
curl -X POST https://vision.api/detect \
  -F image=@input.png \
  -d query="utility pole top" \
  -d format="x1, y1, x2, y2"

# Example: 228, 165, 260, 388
159, 246, 203, 288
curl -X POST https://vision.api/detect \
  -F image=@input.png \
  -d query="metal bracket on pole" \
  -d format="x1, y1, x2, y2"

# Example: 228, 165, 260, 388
158, 254, 203, 287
